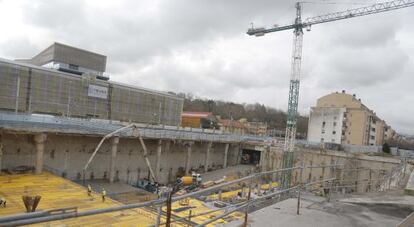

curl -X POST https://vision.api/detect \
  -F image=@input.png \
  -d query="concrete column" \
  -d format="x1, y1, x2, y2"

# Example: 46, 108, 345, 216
34, 133, 47, 174
0, 134, 3, 174
223, 143, 229, 169
205, 142, 212, 172
109, 137, 119, 183
155, 140, 162, 182
185, 142, 193, 175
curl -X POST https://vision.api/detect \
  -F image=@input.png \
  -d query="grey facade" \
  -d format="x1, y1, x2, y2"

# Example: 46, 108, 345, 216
0, 58, 183, 126
17, 42, 107, 74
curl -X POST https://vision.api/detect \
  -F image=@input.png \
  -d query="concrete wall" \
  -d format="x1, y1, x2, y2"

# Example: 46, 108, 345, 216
0, 130, 401, 193
342, 144, 382, 153
263, 147, 401, 193
0, 133, 239, 185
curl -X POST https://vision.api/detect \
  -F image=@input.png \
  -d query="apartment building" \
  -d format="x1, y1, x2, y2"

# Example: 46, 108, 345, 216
239, 118, 268, 136
307, 91, 394, 146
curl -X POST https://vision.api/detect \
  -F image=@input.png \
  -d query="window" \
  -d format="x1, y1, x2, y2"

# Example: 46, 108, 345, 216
333, 116, 337, 120
322, 121, 326, 127
333, 122, 337, 126
371, 128, 376, 132
332, 131, 336, 135
370, 135, 375, 140
322, 129, 325, 134
331, 139, 335, 142
321, 138, 324, 143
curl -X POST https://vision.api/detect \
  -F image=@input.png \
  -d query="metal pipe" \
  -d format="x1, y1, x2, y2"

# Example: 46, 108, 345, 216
304, 164, 344, 169
139, 135, 157, 182
155, 205, 161, 227
84, 124, 136, 171
0, 198, 166, 226
0, 211, 48, 223
15, 75, 20, 114
297, 161, 304, 215
243, 178, 253, 226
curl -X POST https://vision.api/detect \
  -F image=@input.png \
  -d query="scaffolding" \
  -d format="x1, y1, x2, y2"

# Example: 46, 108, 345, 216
0, 59, 183, 126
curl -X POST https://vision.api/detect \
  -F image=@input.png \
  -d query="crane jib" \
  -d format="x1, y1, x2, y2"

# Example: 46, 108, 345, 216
247, 0, 414, 36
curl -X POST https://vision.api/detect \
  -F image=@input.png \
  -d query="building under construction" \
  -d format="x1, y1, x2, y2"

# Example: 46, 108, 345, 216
0, 42, 183, 126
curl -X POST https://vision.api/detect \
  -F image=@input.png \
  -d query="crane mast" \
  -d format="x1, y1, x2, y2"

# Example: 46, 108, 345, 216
247, 0, 414, 189
282, 2, 303, 189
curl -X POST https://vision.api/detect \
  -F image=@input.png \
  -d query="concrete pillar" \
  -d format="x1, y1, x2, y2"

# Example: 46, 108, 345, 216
223, 143, 229, 169
205, 142, 212, 172
109, 137, 119, 183
185, 142, 193, 175
34, 133, 47, 174
0, 134, 3, 174
155, 140, 162, 182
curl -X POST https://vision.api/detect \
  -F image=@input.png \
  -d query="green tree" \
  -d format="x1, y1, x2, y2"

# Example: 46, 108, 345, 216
382, 142, 391, 154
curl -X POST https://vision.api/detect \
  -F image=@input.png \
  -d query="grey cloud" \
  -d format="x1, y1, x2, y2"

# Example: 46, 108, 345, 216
0, 37, 38, 58
317, 44, 409, 88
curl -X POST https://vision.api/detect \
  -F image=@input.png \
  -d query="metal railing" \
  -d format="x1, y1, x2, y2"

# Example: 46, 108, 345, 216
0, 111, 268, 143
0, 161, 405, 226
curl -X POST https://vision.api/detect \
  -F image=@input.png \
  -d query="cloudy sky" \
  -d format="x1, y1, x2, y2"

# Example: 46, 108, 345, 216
0, 0, 413, 134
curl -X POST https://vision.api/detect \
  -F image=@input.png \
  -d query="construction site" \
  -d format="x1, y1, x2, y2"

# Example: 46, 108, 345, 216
1, 0, 414, 226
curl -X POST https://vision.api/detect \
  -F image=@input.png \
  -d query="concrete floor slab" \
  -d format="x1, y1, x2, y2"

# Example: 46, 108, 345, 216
223, 196, 405, 227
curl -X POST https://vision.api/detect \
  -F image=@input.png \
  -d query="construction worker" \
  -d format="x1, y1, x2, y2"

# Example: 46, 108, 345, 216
102, 188, 106, 202
87, 184, 92, 197
0, 197, 6, 207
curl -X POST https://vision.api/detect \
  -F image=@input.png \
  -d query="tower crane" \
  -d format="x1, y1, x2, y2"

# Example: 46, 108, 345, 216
247, 0, 414, 189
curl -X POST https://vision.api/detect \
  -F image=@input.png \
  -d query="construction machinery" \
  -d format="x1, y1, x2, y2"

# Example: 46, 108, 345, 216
247, 0, 414, 189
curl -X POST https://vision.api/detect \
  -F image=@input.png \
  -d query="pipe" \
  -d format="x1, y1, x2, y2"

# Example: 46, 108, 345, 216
0, 198, 166, 226
139, 135, 157, 182
84, 124, 135, 171
0, 211, 48, 223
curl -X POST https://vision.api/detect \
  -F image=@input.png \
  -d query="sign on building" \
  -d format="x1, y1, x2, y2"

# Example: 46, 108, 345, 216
88, 84, 108, 99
